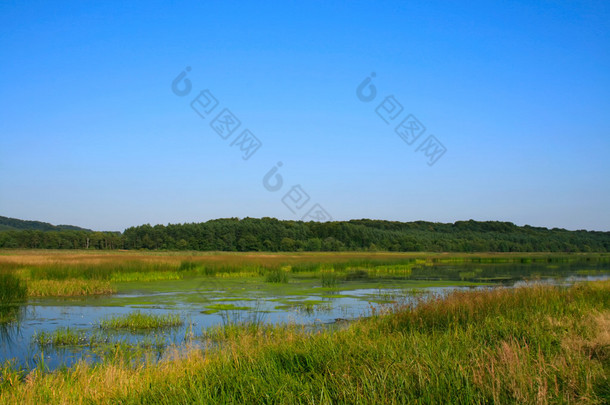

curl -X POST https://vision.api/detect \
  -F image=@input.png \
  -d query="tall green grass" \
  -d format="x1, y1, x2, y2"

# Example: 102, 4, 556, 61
27, 279, 114, 297
26, 261, 178, 281
0, 272, 27, 324
0, 273, 27, 304
265, 268, 289, 283
320, 271, 339, 287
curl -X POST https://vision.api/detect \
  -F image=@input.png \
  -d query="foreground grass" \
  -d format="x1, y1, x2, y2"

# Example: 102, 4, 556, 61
1, 281, 609, 404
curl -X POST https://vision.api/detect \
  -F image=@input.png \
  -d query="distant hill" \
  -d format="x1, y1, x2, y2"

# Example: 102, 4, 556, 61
0, 215, 92, 232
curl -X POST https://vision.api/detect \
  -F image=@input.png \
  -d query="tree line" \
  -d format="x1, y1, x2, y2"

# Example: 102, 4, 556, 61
1, 218, 609, 252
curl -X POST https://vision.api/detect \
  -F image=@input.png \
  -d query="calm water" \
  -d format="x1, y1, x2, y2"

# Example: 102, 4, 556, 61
1, 261, 609, 371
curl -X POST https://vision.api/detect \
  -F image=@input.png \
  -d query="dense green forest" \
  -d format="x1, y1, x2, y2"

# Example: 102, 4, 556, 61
0, 215, 91, 232
0, 216, 609, 252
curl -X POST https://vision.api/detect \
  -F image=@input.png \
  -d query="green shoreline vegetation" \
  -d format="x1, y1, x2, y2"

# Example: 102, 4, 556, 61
0, 281, 608, 403
0, 251, 609, 299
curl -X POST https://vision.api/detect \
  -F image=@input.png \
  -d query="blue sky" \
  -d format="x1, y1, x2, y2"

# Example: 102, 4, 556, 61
1, 0, 608, 231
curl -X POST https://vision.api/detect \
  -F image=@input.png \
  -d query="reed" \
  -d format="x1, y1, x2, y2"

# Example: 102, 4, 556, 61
264, 268, 289, 283
0, 272, 27, 305
26, 279, 115, 297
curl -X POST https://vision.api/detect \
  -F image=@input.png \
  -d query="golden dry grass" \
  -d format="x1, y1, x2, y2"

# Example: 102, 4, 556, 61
0, 249, 596, 268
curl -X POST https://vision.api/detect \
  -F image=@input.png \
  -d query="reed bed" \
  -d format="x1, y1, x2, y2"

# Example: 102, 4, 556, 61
0, 273, 26, 304
26, 279, 115, 297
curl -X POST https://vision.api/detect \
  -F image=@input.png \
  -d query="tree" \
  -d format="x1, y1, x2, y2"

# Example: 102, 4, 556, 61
280, 237, 296, 251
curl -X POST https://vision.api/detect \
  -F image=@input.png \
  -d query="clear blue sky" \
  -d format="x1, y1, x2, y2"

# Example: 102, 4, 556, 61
1, 1, 609, 231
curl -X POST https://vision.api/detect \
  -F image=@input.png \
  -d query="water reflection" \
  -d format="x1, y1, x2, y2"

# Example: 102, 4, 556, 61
0, 304, 24, 339
1, 272, 27, 350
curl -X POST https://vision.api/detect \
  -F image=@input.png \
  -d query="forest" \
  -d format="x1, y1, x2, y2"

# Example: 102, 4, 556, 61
1, 217, 609, 252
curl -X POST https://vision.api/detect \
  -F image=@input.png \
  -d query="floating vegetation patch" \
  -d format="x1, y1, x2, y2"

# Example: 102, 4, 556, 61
201, 304, 251, 314
211, 297, 258, 303
273, 299, 330, 311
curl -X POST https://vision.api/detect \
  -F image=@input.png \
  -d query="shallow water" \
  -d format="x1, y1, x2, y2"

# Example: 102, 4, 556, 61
1, 261, 609, 371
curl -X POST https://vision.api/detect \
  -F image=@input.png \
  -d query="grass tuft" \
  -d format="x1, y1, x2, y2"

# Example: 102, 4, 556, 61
99, 311, 182, 331
320, 271, 339, 287
27, 279, 115, 297
265, 268, 289, 283
33, 328, 91, 347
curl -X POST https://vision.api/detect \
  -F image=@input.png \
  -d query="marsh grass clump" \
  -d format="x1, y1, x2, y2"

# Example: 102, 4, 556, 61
1, 272, 27, 324
202, 266, 217, 276
265, 268, 288, 283
99, 311, 182, 331
0, 272, 27, 304
27, 279, 115, 297
177, 260, 201, 272
33, 327, 92, 347
320, 271, 339, 287
33, 328, 169, 357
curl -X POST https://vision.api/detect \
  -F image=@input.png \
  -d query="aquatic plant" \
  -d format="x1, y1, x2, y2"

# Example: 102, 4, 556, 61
0, 273, 27, 304
99, 311, 183, 331
265, 268, 289, 283
0, 272, 27, 324
320, 271, 339, 287
33, 328, 91, 347
26, 279, 114, 297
